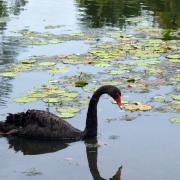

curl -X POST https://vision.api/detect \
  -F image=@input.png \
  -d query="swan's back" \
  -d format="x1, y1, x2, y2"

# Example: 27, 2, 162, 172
0, 110, 83, 140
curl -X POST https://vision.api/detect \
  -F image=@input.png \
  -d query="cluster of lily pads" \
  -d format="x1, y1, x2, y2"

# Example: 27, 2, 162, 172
15, 29, 97, 46
1, 23, 179, 122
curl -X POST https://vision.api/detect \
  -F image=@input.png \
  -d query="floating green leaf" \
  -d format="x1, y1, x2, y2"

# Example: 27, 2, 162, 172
49, 80, 59, 84
0, 72, 17, 77
127, 78, 136, 83
43, 97, 62, 103
133, 52, 160, 60
171, 94, 180, 101
62, 91, 79, 98
38, 62, 56, 66
147, 68, 162, 74
57, 107, 80, 113
57, 106, 80, 119
153, 95, 165, 102
167, 54, 180, 59
28, 91, 48, 98
125, 103, 152, 111
48, 68, 68, 73
170, 117, 180, 123
21, 59, 36, 64
75, 80, 88, 87
168, 59, 180, 63
79, 99, 90, 105
14, 96, 37, 103
57, 112, 76, 119
130, 60, 160, 66
171, 75, 180, 82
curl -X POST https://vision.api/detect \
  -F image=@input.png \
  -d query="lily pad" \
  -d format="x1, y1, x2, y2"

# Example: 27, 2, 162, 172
38, 62, 56, 66
147, 68, 163, 74
127, 78, 136, 83
171, 94, 180, 101
48, 68, 68, 74
130, 60, 160, 66
79, 99, 90, 105
133, 52, 161, 60
171, 75, 180, 82
0, 72, 17, 77
21, 59, 36, 64
153, 95, 165, 102
28, 91, 48, 98
49, 80, 59, 84
125, 103, 152, 111
75, 80, 88, 87
57, 107, 80, 114
167, 54, 180, 59
170, 117, 180, 123
43, 97, 62, 103
93, 61, 111, 67
14, 96, 37, 103
31, 40, 49, 45
57, 112, 76, 119
63, 91, 79, 98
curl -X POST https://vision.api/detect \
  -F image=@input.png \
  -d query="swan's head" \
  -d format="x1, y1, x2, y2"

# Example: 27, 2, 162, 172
108, 86, 122, 110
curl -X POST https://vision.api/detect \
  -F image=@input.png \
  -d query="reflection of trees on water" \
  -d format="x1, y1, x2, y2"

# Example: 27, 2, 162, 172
0, 1, 8, 29
7, 0, 27, 15
0, 0, 27, 63
0, 0, 27, 107
0, 78, 13, 106
145, 0, 180, 28
0, 0, 27, 30
76, 0, 180, 28
76, 0, 141, 28
6, 137, 122, 179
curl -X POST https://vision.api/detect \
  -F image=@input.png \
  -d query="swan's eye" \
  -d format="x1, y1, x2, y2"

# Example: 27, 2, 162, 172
115, 95, 122, 110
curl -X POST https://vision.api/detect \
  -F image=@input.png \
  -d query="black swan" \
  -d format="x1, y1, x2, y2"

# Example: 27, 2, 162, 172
0, 85, 122, 140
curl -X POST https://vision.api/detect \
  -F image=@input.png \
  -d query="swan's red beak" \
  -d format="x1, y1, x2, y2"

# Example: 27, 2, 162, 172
116, 95, 122, 110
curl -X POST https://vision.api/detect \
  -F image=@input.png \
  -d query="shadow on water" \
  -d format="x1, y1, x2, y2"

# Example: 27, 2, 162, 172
6, 136, 122, 180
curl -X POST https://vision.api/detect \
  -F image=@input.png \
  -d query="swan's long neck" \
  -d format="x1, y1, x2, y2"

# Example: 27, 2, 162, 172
83, 86, 110, 138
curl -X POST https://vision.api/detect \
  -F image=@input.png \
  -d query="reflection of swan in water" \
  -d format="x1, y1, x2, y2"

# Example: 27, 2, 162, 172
7, 137, 69, 155
6, 137, 122, 179
85, 138, 122, 180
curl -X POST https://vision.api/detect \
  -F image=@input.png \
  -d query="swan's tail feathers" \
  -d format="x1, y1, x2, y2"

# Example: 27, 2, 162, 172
0, 121, 18, 135
6, 112, 26, 124
0, 121, 6, 134
0, 112, 27, 135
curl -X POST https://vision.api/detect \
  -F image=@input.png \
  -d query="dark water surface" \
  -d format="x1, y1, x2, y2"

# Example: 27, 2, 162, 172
0, 0, 180, 180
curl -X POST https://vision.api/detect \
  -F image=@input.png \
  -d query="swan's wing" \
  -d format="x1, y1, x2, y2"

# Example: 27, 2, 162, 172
5, 110, 82, 140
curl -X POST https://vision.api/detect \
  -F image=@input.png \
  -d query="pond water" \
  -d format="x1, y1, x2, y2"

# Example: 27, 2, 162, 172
0, 0, 180, 180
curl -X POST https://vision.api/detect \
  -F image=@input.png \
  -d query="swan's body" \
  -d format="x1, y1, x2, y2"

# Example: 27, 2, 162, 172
0, 85, 122, 140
